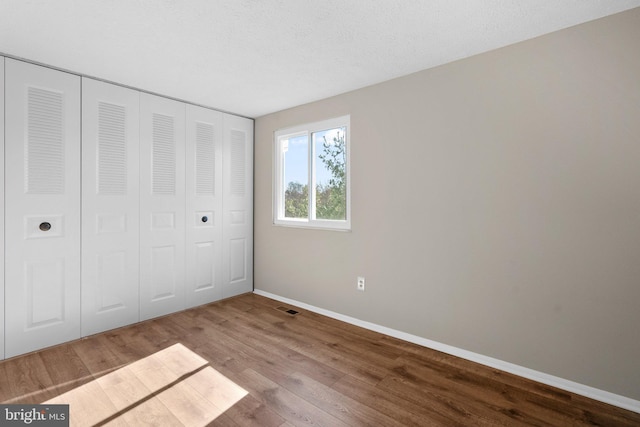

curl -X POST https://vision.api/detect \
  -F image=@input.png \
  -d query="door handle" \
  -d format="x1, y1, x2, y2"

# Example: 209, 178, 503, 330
39, 222, 52, 231
201, 216, 208, 223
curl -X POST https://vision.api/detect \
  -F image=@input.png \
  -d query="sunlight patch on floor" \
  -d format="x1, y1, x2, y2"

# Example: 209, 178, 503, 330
44, 343, 248, 426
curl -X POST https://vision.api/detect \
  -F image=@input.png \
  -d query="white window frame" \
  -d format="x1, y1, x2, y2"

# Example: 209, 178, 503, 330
273, 115, 351, 231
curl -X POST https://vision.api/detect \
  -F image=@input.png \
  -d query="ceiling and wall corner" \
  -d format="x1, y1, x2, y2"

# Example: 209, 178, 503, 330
1, 1, 640, 118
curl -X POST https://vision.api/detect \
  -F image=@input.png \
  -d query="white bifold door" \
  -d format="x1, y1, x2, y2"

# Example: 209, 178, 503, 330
81, 78, 140, 336
222, 114, 253, 298
139, 93, 186, 320
0, 56, 5, 359
4, 59, 81, 357
185, 105, 224, 307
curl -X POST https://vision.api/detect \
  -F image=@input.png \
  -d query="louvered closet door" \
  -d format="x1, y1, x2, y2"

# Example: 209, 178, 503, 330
185, 105, 223, 307
222, 114, 254, 298
140, 93, 186, 320
82, 78, 140, 336
0, 56, 5, 360
4, 59, 81, 358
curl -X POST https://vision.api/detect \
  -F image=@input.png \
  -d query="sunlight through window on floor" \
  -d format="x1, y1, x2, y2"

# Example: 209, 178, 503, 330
44, 343, 248, 426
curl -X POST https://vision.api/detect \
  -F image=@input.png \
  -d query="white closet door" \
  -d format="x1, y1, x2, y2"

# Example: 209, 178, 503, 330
4, 59, 81, 357
81, 78, 140, 336
222, 114, 254, 298
185, 105, 223, 308
139, 93, 186, 320
0, 56, 5, 360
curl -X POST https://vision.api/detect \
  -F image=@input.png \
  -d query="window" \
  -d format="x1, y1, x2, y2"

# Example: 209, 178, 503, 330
274, 115, 350, 230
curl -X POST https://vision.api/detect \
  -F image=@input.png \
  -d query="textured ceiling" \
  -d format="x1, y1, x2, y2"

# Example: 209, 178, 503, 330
1, 0, 640, 118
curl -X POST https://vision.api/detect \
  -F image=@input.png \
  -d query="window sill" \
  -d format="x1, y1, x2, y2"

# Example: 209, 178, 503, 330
273, 220, 351, 232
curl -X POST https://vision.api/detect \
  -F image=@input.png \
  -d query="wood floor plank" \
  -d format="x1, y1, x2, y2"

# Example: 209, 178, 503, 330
381, 334, 575, 404
219, 303, 403, 387
570, 394, 640, 427
1, 293, 639, 426
332, 373, 459, 426
105, 395, 182, 427
172, 308, 345, 388
249, 305, 404, 368
155, 378, 225, 426
95, 365, 153, 412
72, 334, 128, 378
215, 395, 287, 427
204, 413, 241, 427
38, 343, 94, 398
221, 304, 391, 387
273, 370, 405, 427
0, 352, 57, 403
236, 368, 349, 427
0, 363, 12, 402
388, 353, 575, 426
45, 378, 120, 426
292, 340, 390, 386
182, 367, 248, 414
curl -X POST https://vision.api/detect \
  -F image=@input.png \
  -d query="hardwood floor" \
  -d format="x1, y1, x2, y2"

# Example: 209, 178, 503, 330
1, 293, 638, 426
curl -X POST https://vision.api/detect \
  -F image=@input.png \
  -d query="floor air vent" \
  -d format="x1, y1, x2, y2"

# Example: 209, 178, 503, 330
276, 306, 299, 316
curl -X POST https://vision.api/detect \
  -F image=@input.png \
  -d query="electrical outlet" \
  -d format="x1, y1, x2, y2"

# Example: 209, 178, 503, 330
357, 276, 365, 291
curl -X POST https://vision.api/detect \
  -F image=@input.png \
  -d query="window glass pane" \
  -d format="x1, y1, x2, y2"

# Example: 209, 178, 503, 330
283, 134, 308, 219
313, 127, 347, 220
274, 115, 350, 230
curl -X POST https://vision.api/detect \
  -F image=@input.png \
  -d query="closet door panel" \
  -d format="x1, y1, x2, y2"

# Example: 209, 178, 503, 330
222, 114, 253, 298
82, 78, 140, 336
185, 105, 223, 307
4, 59, 81, 357
0, 56, 5, 360
140, 93, 186, 320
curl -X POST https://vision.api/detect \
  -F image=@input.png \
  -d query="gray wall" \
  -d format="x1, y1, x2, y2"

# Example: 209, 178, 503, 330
254, 8, 640, 400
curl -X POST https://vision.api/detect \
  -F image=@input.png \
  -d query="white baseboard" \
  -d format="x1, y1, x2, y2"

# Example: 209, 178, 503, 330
253, 289, 640, 414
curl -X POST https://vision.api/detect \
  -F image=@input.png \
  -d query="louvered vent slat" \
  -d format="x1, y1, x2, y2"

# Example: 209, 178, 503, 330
196, 122, 215, 195
26, 86, 65, 194
98, 102, 127, 195
152, 113, 176, 195
230, 130, 245, 197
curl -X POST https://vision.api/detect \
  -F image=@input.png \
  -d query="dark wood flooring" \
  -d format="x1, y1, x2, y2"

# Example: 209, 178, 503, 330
0, 293, 638, 426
